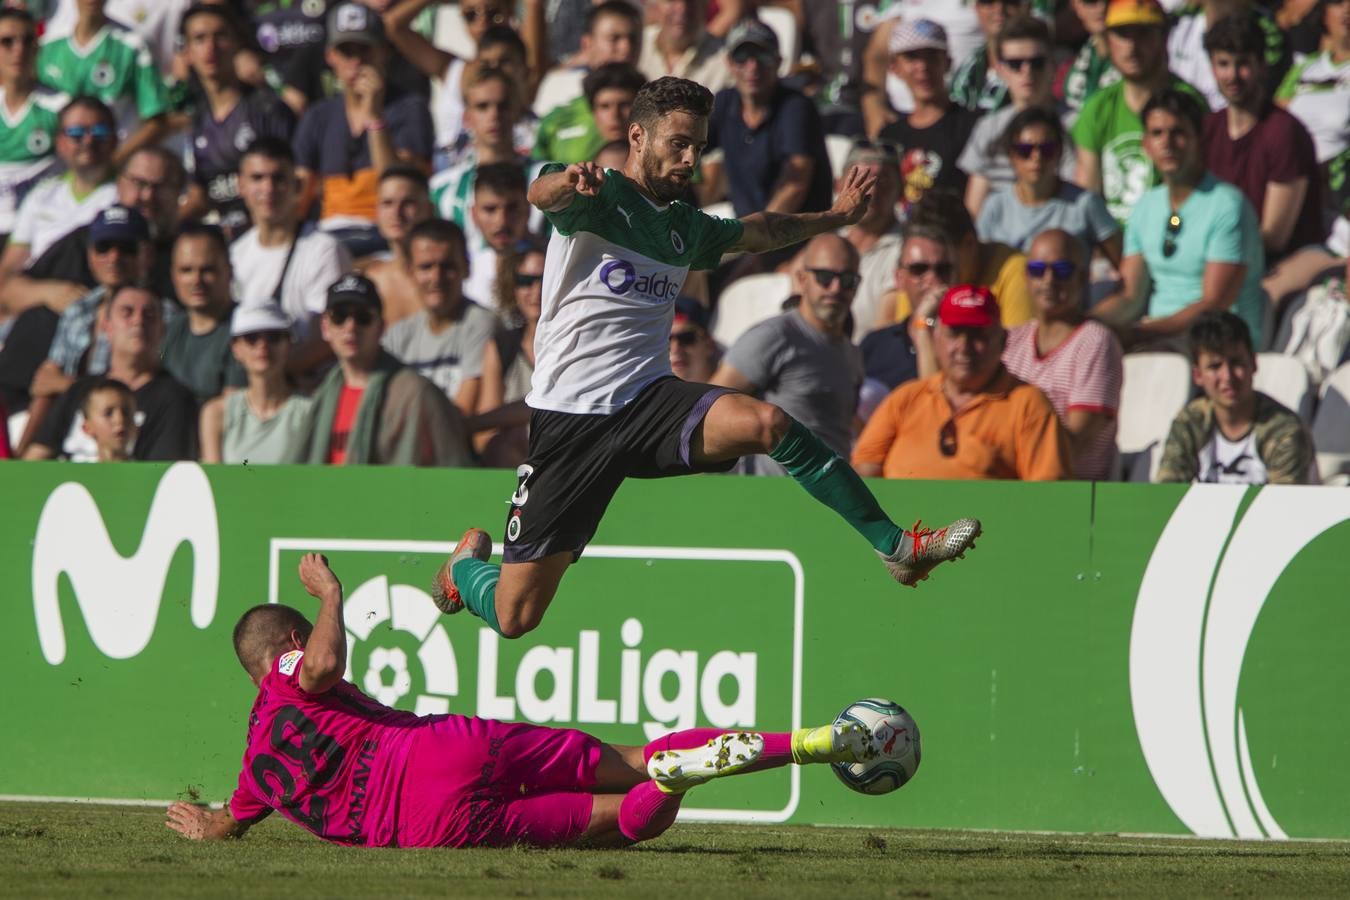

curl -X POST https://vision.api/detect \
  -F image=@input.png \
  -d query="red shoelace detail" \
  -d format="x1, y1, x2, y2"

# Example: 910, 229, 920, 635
906, 519, 948, 558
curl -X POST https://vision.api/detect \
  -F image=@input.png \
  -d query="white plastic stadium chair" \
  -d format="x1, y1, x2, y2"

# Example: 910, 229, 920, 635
434, 4, 477, 60
710, 272, 792, 349
1116, 353, 1193, 481
826, 134, 854, 182
757, 6, 799, 76
1254, 352, 1315, 424
1312, 362, 1350, 485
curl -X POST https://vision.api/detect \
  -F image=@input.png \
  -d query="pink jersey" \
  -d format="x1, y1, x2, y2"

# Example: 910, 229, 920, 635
228, 650, 429, 846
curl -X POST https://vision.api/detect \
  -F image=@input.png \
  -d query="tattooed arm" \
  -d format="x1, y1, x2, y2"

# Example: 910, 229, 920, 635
729, 165, 878, 255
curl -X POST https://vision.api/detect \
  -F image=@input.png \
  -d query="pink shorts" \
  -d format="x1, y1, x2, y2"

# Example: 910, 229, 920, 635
397, 715, 602, 848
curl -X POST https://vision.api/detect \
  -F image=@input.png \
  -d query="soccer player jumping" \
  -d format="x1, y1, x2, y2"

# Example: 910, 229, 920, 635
166, 556, 908, 849
434, 76, 980, 640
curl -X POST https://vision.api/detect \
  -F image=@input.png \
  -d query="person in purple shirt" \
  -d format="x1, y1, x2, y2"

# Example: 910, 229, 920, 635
165, 554, 912, 849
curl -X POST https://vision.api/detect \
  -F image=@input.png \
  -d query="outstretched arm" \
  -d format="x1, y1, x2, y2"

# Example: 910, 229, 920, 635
527, 162, 604, 212
729, 165, 877, 255
296, 553, 346, 694
165, 803, 252, 840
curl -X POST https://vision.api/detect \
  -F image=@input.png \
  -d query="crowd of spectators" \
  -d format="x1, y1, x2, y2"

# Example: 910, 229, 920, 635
0, 0, 1346, 487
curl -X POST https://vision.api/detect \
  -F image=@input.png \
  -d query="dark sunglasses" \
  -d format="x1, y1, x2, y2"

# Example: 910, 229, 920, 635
730, 46, 777, 66
461, 6, 507, 24
939, 419, 958, 457
239, 330, 287, 346
806, 268, 862, 291
0, 34, 37, 49
1000, 55, 1047, 73
1012, 140, 1059, 159
92, 239, 138, 255
63, 124, 114, 142
903, 261, 953, 279
515, 274, 543, 288
328, 306, 377, 327
1163, 213, 1182, 258
1026, 259, 1077, 281
669, 331, 700, 347
976, 0, 1021, 6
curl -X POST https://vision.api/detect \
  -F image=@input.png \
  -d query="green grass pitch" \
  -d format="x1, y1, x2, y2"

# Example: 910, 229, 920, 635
3, 802, 1349, 899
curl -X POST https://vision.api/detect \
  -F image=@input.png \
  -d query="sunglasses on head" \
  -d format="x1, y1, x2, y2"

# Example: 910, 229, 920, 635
1163, 213, 1182, 258
1000, 55, 1047, 73
328, 306, 377, 327
939, 418, 958, 457
63, 124, 114, 142
92, 239, 138, 255
669, 331, 700, 347
0, 33, 37, 50
903, 261, 953, 279
806, 268, 862, 291
1026, 259, 1077, 280
1012, 140, 1059, 159
515, 273, 543, 288
239, 330, 287, 346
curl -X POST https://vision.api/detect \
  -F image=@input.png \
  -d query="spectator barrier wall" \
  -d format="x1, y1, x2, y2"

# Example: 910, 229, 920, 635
2, 463, 1346, 839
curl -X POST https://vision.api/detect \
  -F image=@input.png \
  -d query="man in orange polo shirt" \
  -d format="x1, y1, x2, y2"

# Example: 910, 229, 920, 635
853, 285, 1069, 480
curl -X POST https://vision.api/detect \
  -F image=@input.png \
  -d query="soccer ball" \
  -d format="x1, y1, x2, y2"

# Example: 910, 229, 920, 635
830, 697, 922, 795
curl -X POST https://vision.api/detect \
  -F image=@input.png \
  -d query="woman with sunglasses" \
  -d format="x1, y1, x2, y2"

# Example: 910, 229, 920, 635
199, 303, 314, 464
1095, 89, 1265, 351
976, 107, 1121, 266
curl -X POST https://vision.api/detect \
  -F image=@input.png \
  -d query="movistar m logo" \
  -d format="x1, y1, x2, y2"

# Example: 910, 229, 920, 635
32, 463, 220, 664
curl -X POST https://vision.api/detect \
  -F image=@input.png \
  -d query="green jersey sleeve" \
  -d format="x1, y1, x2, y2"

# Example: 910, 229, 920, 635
133, 44, 168, 119
538, 162, 602, 236
686, 208, 744, 270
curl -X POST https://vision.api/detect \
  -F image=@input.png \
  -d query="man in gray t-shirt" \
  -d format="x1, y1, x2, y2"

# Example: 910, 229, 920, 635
380, 220, 496, 416
712, 234, 864, 475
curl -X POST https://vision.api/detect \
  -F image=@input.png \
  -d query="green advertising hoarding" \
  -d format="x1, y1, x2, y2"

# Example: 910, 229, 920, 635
1, 463, 1346, 839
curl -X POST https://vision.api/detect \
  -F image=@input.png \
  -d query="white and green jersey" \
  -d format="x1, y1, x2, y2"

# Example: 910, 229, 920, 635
1277, 51, 1350, 163
528, 165, 743, 415
37, 22, 167, 139
0, 85, 65, 234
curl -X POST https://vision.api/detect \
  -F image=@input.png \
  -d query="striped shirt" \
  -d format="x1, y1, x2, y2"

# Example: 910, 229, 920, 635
1002, 319, 1123, 481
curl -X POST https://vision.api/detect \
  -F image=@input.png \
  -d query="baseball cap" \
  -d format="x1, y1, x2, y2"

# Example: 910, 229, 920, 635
889, 19, 948, 56
672, 296, 710, 331
231, 302, 292, 338
726, 19, 779, 56
326, 273, 383, 312
1105, 0, 1167, 29
327, 2, 384, 48
938, 285, 1000, 329
88, 205, 149, 244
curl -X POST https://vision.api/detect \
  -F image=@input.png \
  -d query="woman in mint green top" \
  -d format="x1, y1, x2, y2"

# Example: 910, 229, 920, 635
1096, 89, 1264, 349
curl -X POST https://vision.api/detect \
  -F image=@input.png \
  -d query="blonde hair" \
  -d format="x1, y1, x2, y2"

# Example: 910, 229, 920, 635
460, 59, 523, 112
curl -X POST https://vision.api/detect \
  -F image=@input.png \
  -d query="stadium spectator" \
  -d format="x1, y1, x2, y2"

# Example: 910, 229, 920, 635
592, 137, 630, 172
853, 284, 1070, 480
1275, 0, 1350, 169
1002, 229, 1123, 480
472, 239, 545, 467
465, 161, 531, 309
1096, 89, 1265, 349
959, 16, 1078, 217
161, 224, 245, 405
879, 20, 980, 213
0, 96, 117, 300
839, 141, 905, 341
950, 0, 1026, 113
358, 165, 434, 325
237, 0, 329, 88
36, 0, 168, 164
381, 218, 495, 417
77, 375, 135, 462
882, 188, 1032, 329
534, 62, 645, 166
177, 2, 295, 240
859, 3, 984, 137
199, 302, 316, 465
1203, 13, 1323, 264
23, 285, 196, 461
976, 107, 1121, 262
1168, 0, 1289, 110
1, 145, 179, 317
307, 272, 473, 466
702, 19, 831, 224
292, 2, 434, 257
231, 138, 350, 378
1060, 0, 1121, 116
1072, 0, 1207, 227
0, 8, 61, 247
858, 221, 951, 392
712, 234, 865, 477
531, 0, 642, 121
637, 0, 730, 94
668, 294, 717, 384
802, 0, 892, 135
1157, 310, 1315, 483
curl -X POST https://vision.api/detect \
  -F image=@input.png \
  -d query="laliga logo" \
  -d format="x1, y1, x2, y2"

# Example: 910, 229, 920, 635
342, 575, 458, 715
1130, 485, 1350, 839
32, 463, 220, 664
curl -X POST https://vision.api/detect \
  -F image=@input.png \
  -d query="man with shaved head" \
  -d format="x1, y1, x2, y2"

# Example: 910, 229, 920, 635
712, 234, 864, 476
1001, 229, 1123, 480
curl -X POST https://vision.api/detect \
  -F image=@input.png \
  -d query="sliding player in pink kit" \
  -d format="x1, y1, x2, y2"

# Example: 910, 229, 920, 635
166, 554, 908, 848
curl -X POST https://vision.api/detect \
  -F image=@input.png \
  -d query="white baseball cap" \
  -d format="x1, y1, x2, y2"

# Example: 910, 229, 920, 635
230, 302, 292, 337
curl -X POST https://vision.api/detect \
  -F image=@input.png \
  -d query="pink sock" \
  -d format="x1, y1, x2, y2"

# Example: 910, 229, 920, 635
618, 781, 683, 842
744, 732, 791, 774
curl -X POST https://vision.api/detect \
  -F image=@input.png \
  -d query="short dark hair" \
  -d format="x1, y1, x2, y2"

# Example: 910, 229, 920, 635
0, 7, 35, 29
999, 106, 1065, 159
179, 2, 242, 40
59, 95, 115, 131
1141, 88, 1206, 136
473, 161, 527, 198
586, 0, 642, 34
1202, 12, 1266, 58
379, 163, 431, 195
994, 14, 1051, 56
630, 76, 713, 134
240, 135, 294, 170
584, 63, 646, 108
478, 24, 527, 61
594, 138, 629, 161
1189, 310, 1254, 362
233, 604, 312, 680
175, 222, 230, 258
408, 217, 468, 260
80, 377, 134, 417
908, 188, 976, 243
125, 145, 187, 190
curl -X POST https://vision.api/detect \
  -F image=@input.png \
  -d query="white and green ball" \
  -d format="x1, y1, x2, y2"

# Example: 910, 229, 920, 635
830, 697, 921, 795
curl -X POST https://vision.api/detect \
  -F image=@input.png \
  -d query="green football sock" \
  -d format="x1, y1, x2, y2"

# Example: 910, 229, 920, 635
770, 420, 905, 556
451, 557, 503, 634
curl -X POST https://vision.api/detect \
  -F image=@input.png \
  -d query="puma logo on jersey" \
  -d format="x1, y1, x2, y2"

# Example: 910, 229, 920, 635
617, 206, 634, 227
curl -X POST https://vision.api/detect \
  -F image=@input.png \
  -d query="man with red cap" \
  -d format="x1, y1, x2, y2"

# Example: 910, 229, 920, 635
852, 285, 1069, 480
